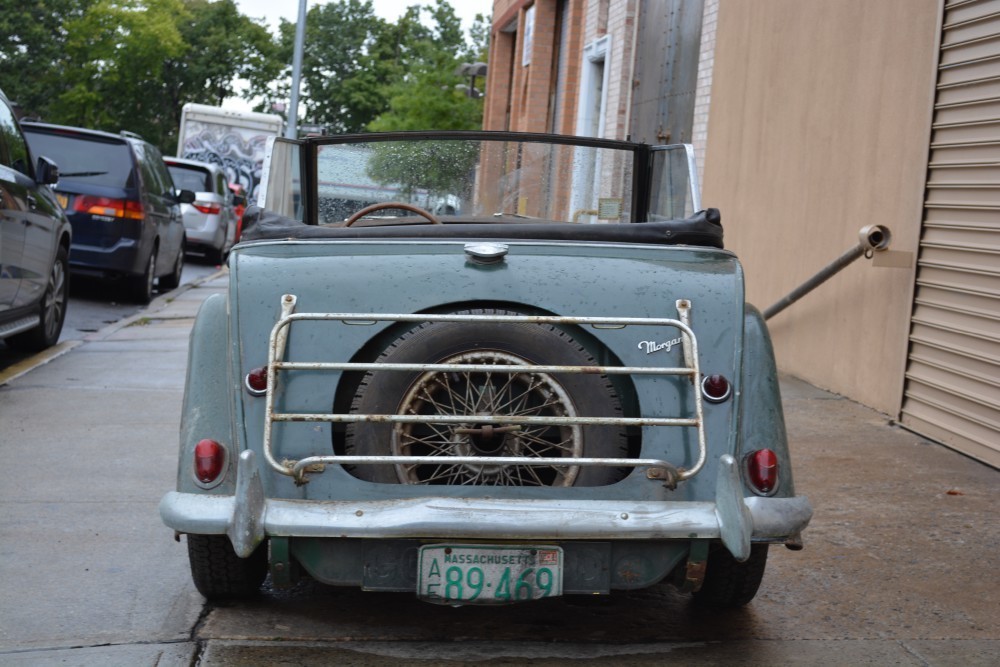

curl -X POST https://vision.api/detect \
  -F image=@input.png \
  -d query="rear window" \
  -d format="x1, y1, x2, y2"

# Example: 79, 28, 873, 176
167, 164, 211, 192
23, 129, 134, 188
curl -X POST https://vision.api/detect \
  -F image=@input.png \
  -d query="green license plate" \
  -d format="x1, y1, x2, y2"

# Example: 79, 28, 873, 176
417, 544, 563, 605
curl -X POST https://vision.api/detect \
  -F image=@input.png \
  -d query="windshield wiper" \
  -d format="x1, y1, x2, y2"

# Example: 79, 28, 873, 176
60, 170, 108, 177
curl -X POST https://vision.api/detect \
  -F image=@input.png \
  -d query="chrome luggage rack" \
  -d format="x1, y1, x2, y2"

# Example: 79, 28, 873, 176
260, 295, 707, 490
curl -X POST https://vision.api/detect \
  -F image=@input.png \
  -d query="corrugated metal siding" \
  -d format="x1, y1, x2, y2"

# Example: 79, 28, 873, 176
902, 0, 1000, 468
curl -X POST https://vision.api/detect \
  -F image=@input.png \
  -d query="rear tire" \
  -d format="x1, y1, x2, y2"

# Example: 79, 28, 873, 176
692, 544, 769, 608
209, 222, 229, 265
187, 534, 267, 600
159, 240, 184, 290
130, 246, 157, 304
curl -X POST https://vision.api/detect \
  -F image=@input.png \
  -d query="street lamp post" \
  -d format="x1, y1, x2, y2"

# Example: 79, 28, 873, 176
455, 62, 488, 98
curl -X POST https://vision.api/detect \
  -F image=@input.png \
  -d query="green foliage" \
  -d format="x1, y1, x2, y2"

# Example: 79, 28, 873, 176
162, 0, 278, 148
0, 0, 94, 118
0, 0, 489, 152
51, 0, 189, 147
291, 0, 388, 134
368, 69, 482, 133
367, 2, 488, 133
366, 139, 479, 199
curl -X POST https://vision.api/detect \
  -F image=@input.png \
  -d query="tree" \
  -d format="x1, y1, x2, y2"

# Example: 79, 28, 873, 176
0, 0, 490, 152
366, 138, 479, 200
0, 0, 93, 118
161, 0, 279, 149
269, 0, 389, 135
368, 3, 488, 133
49, 0, 188, 148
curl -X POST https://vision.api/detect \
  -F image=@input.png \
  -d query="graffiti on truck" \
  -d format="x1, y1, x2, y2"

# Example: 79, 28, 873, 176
180, 121, 270, 201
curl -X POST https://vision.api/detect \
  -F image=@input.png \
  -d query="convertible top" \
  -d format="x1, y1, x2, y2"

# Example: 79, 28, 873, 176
240, 206, 725, 249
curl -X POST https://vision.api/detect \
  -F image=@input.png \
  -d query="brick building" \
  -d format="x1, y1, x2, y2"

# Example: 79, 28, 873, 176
484, 0, 638, 140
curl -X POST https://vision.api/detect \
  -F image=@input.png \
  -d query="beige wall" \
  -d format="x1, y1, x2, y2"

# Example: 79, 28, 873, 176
702, 0, 941, 415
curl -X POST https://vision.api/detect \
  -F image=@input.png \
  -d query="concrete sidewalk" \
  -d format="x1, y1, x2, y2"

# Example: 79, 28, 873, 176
1, 273, 997, 665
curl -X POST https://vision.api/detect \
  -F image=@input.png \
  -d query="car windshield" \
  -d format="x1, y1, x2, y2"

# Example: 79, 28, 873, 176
314, 137, 637, 225
168, 164, 211, 193
23, 129, 134, 188
260, 133, 699, 226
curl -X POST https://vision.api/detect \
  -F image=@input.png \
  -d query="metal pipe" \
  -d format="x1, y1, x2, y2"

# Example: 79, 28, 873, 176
764, 225, 892, 320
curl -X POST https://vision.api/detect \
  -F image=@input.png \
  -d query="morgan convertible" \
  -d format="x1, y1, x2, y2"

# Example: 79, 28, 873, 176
160, 131, 812, 608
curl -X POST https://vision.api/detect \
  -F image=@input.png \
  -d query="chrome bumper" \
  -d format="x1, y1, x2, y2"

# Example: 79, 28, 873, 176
161, 450, 812, 561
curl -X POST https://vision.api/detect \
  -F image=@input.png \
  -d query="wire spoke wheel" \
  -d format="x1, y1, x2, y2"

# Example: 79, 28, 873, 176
393, 351, 582, 486
344, 309, 628, 487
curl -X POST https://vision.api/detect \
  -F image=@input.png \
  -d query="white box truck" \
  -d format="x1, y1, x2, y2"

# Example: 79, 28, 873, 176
176, 103, 284, 202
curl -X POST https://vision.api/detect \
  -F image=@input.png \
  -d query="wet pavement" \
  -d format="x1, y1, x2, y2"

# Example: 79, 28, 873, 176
0, 273, 997, 665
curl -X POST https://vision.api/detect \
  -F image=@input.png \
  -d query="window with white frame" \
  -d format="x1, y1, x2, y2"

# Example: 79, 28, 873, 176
522, 5, 535, 66
571, 35, 612, 222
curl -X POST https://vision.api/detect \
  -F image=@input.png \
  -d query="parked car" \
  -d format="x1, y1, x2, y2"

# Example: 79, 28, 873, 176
21, 123, 193, 303
164, 157, 239, 264
160, 131, 812, 609
0, 89, 72, 351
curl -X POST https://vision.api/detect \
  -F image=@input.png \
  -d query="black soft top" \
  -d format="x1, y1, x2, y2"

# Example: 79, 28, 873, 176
240, 207, 724, 249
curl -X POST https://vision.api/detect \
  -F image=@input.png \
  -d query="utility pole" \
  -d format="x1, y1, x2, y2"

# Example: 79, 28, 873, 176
285, 0, 307, 139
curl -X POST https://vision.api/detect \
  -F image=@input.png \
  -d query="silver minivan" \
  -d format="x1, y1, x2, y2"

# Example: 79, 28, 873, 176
165, 157, 239, 264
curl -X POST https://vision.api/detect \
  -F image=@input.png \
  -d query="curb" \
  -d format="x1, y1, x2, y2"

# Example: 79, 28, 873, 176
84, 268, 228, 342
0, 268, 227, 387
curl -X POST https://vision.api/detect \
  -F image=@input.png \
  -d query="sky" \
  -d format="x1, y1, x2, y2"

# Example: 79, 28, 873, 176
235, 0, 491, 34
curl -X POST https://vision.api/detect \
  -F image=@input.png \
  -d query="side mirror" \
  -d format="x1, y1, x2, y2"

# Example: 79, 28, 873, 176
176, 189, 196, 204
36, 156, 59, 185
232, 194, 247, 207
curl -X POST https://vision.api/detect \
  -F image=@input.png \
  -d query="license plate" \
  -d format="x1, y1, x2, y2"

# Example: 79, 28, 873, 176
417, 544, 563, 605
56, 193, 69, 209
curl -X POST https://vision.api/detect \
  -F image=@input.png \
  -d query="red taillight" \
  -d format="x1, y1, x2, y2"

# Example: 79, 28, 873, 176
193, 201, 222, 215
193, 439, 226, 484
746, 448, 779, 495
73, 195, 144, 220
244, 366, 268, 395
702, 374, 732, 403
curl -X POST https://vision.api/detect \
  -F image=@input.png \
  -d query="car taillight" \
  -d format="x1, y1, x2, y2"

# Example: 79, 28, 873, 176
701, 374, 732, 403
244, 366, 268, 396
193, 438, 226, 484
73, 195, 144, 220
193, 201, 222, 215
746, 448, 779, 495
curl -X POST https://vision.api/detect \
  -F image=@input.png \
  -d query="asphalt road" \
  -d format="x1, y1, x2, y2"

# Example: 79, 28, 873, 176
0, 276, 997, 665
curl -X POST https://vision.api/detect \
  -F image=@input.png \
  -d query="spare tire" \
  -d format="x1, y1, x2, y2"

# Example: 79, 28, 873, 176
345, 309, 628, 486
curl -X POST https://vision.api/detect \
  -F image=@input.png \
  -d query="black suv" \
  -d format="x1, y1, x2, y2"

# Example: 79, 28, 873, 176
0, 90, 72, 352
21, 123, 193, 303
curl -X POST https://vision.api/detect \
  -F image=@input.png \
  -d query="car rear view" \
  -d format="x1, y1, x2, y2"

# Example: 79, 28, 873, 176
165, 158, 235, 263
161, 131, 812, 611
22, 124, 187, 303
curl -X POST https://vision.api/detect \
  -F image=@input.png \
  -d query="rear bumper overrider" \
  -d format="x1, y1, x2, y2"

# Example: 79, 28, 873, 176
160, 450, 812, 561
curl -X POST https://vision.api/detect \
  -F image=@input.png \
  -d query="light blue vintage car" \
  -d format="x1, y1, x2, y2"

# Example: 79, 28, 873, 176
160, 131, 812, 608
